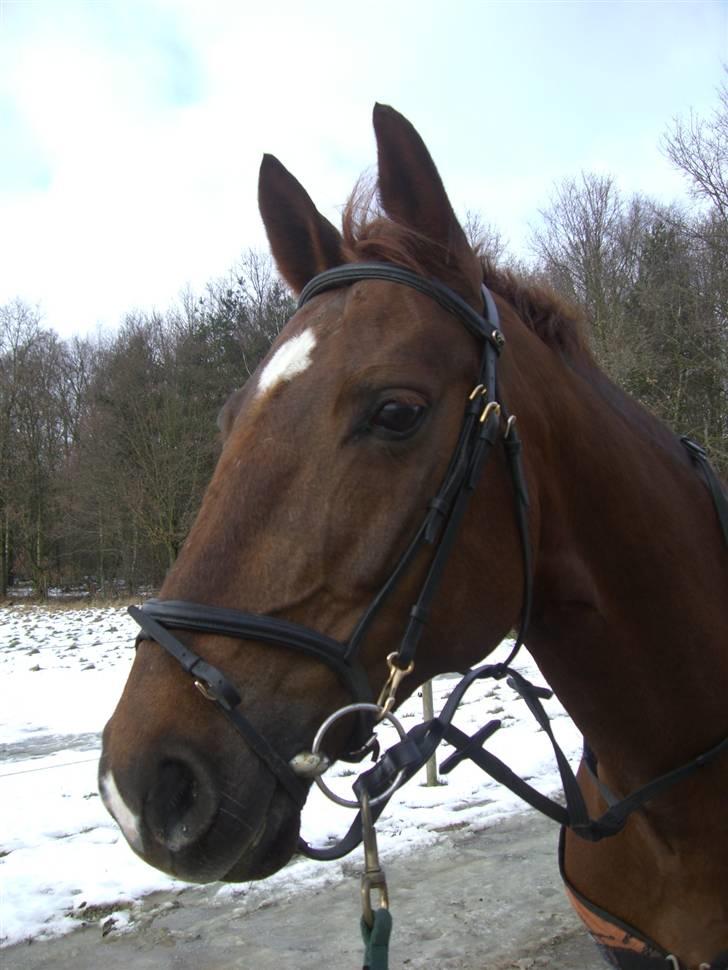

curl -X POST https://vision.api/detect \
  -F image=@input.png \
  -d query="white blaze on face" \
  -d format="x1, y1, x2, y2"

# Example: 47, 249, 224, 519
256, 328, 316, 399
100, 771, 143, 851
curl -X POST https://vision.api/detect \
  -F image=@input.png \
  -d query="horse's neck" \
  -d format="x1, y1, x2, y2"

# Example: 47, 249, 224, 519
526, 362, 728, 799
524, 361, 728, 962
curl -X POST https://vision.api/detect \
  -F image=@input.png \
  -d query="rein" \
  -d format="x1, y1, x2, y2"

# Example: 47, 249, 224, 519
128, 262, 728, 970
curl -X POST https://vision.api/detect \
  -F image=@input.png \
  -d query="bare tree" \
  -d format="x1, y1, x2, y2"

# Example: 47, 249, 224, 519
530, 173, 648, 373
200, 249, 295, 379
663, 71, 728, 227
0, 301, 42, 595
462, 209, 508, 264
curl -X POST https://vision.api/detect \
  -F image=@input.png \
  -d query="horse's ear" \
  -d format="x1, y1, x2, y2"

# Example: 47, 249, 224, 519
258, 154, 344, 294
372, 103, 481, 302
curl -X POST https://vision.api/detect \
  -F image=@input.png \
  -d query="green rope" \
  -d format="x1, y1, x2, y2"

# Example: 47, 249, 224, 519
361, 908, 393, 970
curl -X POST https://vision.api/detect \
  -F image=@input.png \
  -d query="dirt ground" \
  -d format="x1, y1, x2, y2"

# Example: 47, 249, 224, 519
4, 810, 606, 970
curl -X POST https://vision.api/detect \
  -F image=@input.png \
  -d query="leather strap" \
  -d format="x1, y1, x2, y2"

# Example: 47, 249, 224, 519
298, 263, 505, 350
681, 437, 728, 549
130, 607, 307, 806
315, 658, 728, 858
134, 599, 372, 702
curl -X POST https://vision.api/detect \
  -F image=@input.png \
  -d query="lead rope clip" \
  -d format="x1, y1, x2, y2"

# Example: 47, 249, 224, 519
359, 789, 389, 928
359, 789, 393, 969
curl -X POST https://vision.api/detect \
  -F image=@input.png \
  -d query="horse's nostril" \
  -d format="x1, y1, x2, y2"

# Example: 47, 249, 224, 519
144, 757, 218, 852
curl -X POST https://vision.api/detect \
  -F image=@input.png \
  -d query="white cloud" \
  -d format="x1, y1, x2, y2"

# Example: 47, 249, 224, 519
0, 0, 724, 337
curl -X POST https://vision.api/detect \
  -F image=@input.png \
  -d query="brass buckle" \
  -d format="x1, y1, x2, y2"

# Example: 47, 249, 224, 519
468, 385, 502, 424
479, 401, 501, 425
194, 679, 217, 702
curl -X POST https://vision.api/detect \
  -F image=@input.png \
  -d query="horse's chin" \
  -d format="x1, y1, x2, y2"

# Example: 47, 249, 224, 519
220, 787, 302, 881
131, 782, 302, 884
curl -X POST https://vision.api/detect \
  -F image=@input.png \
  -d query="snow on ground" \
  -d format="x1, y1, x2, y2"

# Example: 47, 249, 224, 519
0, 604, 583, 947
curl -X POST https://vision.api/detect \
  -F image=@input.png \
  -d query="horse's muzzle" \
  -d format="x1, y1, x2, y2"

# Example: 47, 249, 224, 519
99, 724, 301, 883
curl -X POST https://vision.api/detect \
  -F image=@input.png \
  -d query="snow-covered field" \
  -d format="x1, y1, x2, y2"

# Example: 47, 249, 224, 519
0, 604, 582, 948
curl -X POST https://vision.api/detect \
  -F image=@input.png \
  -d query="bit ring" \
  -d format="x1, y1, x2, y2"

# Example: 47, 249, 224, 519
311, 702, 406, 808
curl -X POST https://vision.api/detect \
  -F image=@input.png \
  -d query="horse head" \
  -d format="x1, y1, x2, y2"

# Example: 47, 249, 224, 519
99, 104, 542, 884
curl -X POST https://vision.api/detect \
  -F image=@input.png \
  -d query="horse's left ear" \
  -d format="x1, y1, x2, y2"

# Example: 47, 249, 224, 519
373, 103, 482, 303
258, 154, 345, 294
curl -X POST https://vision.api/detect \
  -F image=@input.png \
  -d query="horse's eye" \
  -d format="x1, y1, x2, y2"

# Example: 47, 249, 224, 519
369, 401, 426, 437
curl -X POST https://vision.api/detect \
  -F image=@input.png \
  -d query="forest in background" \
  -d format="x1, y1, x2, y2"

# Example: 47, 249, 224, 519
2, 85, 726, 598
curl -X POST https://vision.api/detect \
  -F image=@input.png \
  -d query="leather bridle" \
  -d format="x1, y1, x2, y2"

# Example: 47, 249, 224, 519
128, 260, 728, 873
126, 260, 728, 968
129, 262, 534, 848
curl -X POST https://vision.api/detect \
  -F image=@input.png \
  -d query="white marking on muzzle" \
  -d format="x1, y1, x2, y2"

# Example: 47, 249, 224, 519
256, 328, 316, 398
100, 771, 143, 852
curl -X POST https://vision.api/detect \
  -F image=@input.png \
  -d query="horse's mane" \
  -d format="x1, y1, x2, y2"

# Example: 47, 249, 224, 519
341, 186, 594, 367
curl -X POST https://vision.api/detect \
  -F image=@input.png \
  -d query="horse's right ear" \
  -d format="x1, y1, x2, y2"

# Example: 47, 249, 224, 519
258, 155, 344, 294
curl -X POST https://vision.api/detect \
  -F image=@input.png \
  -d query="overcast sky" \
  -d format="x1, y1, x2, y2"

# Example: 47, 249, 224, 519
1, 0, 726, 339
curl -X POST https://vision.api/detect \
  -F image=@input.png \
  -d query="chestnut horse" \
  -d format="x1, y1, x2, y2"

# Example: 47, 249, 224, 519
100, 105, 728, 968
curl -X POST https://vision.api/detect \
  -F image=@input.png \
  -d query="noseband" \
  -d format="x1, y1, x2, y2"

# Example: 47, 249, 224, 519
130, 262, 533, 830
